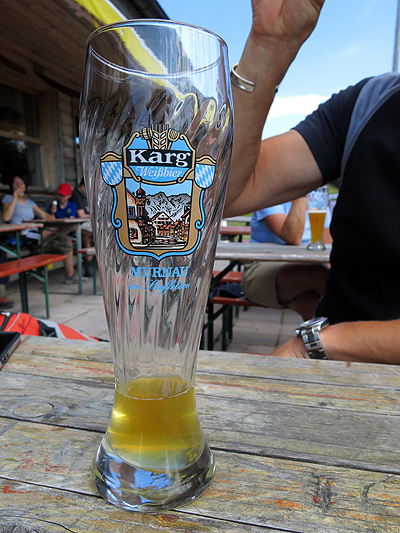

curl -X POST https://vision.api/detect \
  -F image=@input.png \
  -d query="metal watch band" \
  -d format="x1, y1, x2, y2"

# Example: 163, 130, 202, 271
295, 317, 329, 360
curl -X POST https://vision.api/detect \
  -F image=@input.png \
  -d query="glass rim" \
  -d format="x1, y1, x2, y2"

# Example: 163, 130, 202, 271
86, 18, 228, 78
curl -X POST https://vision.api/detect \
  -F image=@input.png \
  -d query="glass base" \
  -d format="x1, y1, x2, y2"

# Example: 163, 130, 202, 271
307, 242, 326, 251
92, 434, 215, 512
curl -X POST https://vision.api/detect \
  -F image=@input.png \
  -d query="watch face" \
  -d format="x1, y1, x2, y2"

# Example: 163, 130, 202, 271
302, 317, 329, 329
296, 317, 329, 337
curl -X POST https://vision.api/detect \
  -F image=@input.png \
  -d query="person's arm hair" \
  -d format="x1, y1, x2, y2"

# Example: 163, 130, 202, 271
269, 319, 400, 365
224, 0, 325, 217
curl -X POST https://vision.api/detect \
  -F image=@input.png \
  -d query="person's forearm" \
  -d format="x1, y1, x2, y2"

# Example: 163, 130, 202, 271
225, 38, 299, 213
77, 209, 90, 219
320, 320, 400, 364
2, 199, 17, 222
224, 1, 325, 214
280, 198, 307, 244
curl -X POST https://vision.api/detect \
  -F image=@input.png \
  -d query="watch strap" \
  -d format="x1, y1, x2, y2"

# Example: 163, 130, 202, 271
296, 318, 329, 360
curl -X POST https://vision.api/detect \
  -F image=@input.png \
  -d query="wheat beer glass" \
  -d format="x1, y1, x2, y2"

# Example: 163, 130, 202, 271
79, 20, 233, 511
307, 186, 329, 251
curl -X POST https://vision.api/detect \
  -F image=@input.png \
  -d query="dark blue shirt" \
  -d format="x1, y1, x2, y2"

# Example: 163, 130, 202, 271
49, 201, 77, 219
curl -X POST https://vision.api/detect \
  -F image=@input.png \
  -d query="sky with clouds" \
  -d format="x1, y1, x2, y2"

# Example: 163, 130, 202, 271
164, 0, 399, 137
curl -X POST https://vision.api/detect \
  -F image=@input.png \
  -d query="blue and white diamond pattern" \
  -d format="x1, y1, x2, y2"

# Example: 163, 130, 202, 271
101, 160, 123, 186
195, 164, 215, 189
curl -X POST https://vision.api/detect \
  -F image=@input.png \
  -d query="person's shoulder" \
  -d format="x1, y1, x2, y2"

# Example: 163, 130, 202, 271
2, 194, 12, 203
322, 72, 400, 110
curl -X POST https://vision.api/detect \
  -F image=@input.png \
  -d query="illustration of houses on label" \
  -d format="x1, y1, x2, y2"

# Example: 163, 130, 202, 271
100, 124, 216, 260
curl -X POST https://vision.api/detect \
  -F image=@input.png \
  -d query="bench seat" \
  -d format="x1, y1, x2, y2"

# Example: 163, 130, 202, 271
0, 253, 66, 318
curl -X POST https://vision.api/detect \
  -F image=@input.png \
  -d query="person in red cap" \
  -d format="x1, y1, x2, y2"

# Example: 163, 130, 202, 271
49, 183, 76, 219
44, 183, 87, 285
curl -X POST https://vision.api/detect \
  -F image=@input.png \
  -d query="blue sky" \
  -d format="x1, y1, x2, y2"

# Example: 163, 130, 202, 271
164, 0, 398, 137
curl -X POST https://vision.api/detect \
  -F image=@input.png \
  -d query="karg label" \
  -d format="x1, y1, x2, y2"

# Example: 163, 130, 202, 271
100, 124, 216, 261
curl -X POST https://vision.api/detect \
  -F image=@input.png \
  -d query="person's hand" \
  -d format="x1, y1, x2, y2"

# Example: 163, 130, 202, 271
251, 0, 325, 50
269, 335, 310, 358
13, 187, 24, 200
50, 203, 57, 215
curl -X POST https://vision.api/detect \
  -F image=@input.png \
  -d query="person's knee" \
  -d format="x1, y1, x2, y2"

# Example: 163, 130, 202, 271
276, 263, 328, 302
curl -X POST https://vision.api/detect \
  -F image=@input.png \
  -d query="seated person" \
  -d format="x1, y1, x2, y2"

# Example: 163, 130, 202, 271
45, 183, 87, 285
1, 175, 57, 307
2, 175, 52, 244
71, 178, 93, 276
223, 0, 400, 363
242, 197, 332, 320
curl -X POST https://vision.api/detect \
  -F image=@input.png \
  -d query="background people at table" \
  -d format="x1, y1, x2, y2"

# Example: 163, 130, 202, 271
71, 178, 93, 277
242, 197, 332, 320
2, 175, 52, 246
45, 183, 86, 285
223, 0, 400, 364
2, 175, 51, 226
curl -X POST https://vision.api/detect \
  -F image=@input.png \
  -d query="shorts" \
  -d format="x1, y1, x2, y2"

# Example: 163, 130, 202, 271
241, 261, 284, 308
43, 235, 72, 254
81, 221, 92, 233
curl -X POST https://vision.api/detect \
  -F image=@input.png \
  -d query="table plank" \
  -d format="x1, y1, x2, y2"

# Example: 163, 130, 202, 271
1, 420, 400, 532
10, 336, 400, 391
2, 369, 400, 474
0, 481, 286, 533
215, 241, 331, 263
2, 336, 400, 531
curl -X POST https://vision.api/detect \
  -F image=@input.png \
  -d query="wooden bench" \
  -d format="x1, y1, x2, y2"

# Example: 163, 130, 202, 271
213, 269, 243, 284
200, 269, 260, 351
0, 253, 66, 318
202, 294, 264, 352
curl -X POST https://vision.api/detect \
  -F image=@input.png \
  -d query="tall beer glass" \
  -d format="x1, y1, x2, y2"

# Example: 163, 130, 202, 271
79, 20, 233, 511
307, 186, 329, 251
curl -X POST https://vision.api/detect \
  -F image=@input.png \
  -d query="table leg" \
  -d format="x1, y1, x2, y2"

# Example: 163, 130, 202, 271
19, 272, 29, 314
15, 232, 21, 259
44, 266, 50, 319
76, 224, 83, 295
92, 256, 98, 295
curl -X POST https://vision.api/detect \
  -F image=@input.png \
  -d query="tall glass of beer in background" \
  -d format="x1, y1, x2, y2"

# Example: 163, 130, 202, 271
79, 20, 233, 512
307, 186, 329, 251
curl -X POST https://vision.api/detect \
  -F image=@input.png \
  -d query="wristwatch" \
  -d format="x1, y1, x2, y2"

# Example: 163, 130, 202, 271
295, 317, 329, 360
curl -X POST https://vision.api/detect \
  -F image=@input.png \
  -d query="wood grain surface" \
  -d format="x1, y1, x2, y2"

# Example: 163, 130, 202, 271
1, 335, 400, 532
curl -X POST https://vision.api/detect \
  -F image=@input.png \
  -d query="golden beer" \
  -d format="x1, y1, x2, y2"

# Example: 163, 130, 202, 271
107, 376, 204, 471
308, 210, 326, 245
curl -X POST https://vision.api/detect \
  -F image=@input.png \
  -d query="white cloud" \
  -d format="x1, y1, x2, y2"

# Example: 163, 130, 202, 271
268, 94, 329, 119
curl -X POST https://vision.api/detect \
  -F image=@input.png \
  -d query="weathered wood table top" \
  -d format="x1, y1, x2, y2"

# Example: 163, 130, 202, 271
1, 335, 400, 532
215, 241, 331, 263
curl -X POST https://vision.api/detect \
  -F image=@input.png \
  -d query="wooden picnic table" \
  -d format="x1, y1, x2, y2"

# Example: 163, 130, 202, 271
223, 215, 252, 225
219, 224, 251, 241
24, 218, 89, 294
0, 222, 44, 258
1, 335, 400, 532
215, 241, 331, 263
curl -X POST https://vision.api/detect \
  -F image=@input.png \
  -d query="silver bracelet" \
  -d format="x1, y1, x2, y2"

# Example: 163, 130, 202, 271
230, 63, 255, 93
230, 63, 279, 95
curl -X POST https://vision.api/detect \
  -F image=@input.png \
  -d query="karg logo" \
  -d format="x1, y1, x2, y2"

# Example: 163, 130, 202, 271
100, 124, 216, 261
